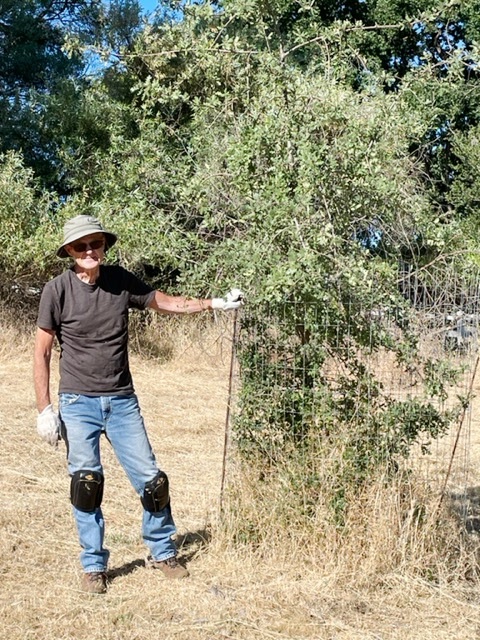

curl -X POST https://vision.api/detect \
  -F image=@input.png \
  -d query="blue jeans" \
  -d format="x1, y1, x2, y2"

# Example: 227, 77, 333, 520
59, 393, 177, 573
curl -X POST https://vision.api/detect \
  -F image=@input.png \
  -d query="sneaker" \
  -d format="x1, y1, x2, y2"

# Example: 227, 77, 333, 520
147, 555, 189, 579
82, 571, 107, 594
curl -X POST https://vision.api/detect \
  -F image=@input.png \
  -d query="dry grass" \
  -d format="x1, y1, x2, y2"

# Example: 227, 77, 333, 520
1, 310, 480, 639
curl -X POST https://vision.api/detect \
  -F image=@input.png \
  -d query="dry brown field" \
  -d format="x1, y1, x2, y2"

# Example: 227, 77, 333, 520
2, 315, 480, 640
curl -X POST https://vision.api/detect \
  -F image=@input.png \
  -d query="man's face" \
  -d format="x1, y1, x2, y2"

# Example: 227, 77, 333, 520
65, 232, 106, 270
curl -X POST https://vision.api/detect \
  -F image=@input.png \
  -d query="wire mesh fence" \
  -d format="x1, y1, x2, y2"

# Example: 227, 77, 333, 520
231, 264, 480, 528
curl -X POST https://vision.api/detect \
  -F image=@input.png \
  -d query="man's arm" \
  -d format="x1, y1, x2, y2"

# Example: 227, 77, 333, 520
34, 327, 56, 412
148, 291, 213, 314
148, 289, 243, 314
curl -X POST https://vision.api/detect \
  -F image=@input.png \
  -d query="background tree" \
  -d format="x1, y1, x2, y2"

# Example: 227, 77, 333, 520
0, 0, 143, 192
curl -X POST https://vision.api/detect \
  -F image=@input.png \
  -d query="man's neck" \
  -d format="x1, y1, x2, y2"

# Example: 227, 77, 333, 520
74, 265, 100, 284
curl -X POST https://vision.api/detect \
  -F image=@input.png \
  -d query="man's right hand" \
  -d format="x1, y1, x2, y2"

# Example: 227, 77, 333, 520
36, 404, 61, 446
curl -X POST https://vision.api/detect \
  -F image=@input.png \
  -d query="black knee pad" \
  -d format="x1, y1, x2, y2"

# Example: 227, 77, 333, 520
70, 470, 104, 512
141, 471, 169, 512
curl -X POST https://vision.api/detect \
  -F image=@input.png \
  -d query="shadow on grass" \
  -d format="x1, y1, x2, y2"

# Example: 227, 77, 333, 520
107, 527, 212, 581
449, 485, 480, 534
176, 527, 212, 562
108, 559, 145, 580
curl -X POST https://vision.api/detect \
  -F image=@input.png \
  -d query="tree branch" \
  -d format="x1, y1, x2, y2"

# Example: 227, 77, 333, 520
281, 22, 411, 62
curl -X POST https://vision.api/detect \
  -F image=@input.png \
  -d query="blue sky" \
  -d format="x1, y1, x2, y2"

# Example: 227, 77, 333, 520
139, 0, 159, 14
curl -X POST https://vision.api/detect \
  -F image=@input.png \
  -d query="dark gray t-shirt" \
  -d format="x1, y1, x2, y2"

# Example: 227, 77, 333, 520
37, 266, 155, 395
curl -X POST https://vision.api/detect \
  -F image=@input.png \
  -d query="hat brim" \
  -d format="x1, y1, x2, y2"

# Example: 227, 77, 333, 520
57, 231, 117, 258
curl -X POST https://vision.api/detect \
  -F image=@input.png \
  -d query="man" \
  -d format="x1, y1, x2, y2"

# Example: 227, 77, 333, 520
34, 214, 242, 594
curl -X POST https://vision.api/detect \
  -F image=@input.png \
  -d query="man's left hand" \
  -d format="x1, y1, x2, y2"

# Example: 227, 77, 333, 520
212, 288, 244, 311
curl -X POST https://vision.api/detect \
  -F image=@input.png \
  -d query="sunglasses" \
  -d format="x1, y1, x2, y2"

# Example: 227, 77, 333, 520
71, 239, 105, 253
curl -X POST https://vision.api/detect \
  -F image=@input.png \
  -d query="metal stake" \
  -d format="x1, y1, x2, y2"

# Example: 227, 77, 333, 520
219, 308, 239, 515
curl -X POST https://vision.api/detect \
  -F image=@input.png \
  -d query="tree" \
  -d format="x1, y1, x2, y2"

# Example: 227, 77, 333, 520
0, 0, 144, 192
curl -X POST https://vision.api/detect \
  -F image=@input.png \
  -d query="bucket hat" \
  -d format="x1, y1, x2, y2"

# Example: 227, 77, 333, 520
57, 215, 117, 258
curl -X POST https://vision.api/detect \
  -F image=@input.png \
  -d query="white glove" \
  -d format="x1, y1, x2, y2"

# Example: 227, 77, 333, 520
212, 288, 244, 311
36, 404, 61, 446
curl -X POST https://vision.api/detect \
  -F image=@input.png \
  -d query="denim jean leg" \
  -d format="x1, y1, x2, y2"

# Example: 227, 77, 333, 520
104, 394, 178, 560
59, 393, 110, 572
73, 506, 110, 572
142, 503, 177, 562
